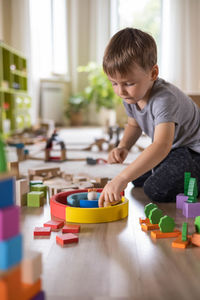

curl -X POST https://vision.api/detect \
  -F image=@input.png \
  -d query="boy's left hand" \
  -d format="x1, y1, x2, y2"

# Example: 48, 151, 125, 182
98, 175, 128, 207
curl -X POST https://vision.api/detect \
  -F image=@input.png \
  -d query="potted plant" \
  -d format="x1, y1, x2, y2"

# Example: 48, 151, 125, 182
77, 62, 121, 125
78, 62, 120, 110
66, 94, 89, 126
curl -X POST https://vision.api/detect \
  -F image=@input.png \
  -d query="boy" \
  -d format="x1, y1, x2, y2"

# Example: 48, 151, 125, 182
98, 28, 200, 207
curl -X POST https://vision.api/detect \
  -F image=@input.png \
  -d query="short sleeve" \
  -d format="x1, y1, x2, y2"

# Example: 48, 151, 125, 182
152, 93, 179, 126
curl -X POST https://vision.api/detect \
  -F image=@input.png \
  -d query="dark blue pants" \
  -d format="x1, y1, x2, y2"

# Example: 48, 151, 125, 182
132, 147, 200, 202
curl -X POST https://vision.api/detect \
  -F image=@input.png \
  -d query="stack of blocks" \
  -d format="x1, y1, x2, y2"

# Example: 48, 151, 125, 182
0, 137, 45, 299
16, 179, 47, 208
176, 172, 199, 218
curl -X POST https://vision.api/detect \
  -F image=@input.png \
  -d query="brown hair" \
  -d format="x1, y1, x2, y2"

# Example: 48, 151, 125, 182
103, 28, 157, 77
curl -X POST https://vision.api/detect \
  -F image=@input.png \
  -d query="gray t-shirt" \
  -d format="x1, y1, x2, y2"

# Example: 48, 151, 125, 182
123, 78, 200, 153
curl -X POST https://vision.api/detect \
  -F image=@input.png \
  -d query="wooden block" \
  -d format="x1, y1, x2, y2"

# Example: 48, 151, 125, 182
34, 227, 51, 237
139, 217, 150, 224
0, 177, 15, 209
191, 233, 200, 247
7, 161, 19, 179
21, 250, 42, 284
151, 229, 181, 239
28, 167, 60, 176
73, 176, 88, 183
56, 233, 79, 246
0, 265, 21, 300
62, 224, 80, 233
0, 234, 23, 271
21, 279, 41, 300
16, 179, 29, 206
0, 206, 20, 240
172, 235, 191, 249
31, 290, 45, 300
27, 192, 44, 207
44, 220, 64, 230
141, 223, 159, 232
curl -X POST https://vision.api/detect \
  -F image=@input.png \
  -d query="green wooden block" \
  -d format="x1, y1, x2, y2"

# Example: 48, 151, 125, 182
195, 216, 200, 233
30, 184, 47, 198
30, 180, 43, 186
27, 191, 44, 207
159, 215, 175, 233
182, 222, 188, 241
0, 137, 7, 173
144, 203, 158, 218
184, 172, 191, 196
187, 178, 198, 203
149, 208, 163, 224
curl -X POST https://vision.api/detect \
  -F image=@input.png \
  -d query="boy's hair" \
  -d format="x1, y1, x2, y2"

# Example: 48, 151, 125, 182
103, 28, 157, 77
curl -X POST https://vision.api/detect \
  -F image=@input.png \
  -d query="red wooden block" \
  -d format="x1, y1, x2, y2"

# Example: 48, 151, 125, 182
56, 233, 79, 246
43, 220, 64, 230
34, 227, 51, 236
62, 224, 80, 233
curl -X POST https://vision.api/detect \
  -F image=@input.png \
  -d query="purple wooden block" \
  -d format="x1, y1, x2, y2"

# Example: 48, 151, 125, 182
0, 205, 20, 240
31, 291, 45, 300
183, 201, 200, 218
176, 193, 188, 209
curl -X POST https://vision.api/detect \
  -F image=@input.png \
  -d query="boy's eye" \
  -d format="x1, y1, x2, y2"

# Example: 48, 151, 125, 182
111, 82, 117, 86
125, 83, 134, 86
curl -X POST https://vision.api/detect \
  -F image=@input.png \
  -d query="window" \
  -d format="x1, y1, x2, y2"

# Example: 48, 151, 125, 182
117, 0, 162, 64
29, 0, 68, 78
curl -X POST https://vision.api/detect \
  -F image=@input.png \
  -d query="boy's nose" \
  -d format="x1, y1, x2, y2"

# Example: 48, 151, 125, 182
118, 85, 127, 97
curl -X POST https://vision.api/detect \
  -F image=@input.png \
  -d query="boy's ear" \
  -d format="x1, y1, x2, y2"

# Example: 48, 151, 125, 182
151, 64, 159, 81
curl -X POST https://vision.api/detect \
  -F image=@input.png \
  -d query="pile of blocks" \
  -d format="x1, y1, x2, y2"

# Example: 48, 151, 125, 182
34, 219, 80, 247
16, 178, 47, 208
0, 154, 45, 298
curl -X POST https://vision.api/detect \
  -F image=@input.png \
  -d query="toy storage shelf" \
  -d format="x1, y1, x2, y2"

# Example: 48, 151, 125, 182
0, 41, 31, 134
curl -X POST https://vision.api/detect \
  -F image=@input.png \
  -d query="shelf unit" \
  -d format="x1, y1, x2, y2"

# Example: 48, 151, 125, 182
0, 41, 31, 134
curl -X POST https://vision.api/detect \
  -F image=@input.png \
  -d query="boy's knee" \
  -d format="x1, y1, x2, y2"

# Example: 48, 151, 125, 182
143, 179, 174, 202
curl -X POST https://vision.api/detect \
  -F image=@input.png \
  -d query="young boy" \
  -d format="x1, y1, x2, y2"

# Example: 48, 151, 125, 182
98, 27, 200, 207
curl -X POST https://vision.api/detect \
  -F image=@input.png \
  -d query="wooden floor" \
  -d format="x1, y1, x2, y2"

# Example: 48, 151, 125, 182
17, 127, 199, 299
20, 182, 200, 300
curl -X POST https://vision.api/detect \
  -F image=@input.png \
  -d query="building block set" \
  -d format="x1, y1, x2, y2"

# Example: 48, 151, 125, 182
0, 136, 45, 299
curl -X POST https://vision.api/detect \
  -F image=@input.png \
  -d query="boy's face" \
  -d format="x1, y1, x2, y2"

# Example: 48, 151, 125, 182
107, 63, 158, 105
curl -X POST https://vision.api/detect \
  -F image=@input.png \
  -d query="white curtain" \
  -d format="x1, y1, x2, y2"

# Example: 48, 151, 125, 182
160, 0, 200, 93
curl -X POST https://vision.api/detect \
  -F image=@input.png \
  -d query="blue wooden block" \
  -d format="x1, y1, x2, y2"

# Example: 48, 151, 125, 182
80, 199, 99, 208
31, 291, 45, 300
0, 177, 15, 208
67, 192, 100, 208
0, 234, 23, 271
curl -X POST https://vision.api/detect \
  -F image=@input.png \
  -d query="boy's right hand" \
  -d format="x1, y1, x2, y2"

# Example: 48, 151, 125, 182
108, 147, 128, 164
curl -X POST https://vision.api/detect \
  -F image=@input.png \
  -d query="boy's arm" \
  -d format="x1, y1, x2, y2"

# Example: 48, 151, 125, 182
99, 122, 175, 206
118, 117, 142, 150
108, 117, 142, 163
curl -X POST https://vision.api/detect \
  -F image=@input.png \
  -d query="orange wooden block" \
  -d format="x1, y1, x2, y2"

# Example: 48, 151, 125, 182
21, 278, 41, 300
139, 217, 150, 225
191, 233, 200, 247
151, 229, 181, 239
141, 223, 159, 232
0, 265, 21, 300
172, 235, 191, 249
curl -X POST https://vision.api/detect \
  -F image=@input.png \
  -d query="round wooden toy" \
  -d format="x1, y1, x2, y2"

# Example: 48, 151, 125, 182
50, 189, 128, 223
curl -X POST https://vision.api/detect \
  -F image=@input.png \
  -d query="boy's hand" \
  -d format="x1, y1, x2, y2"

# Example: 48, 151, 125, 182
108, 147, 128, 164
98, 175, 128, 207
